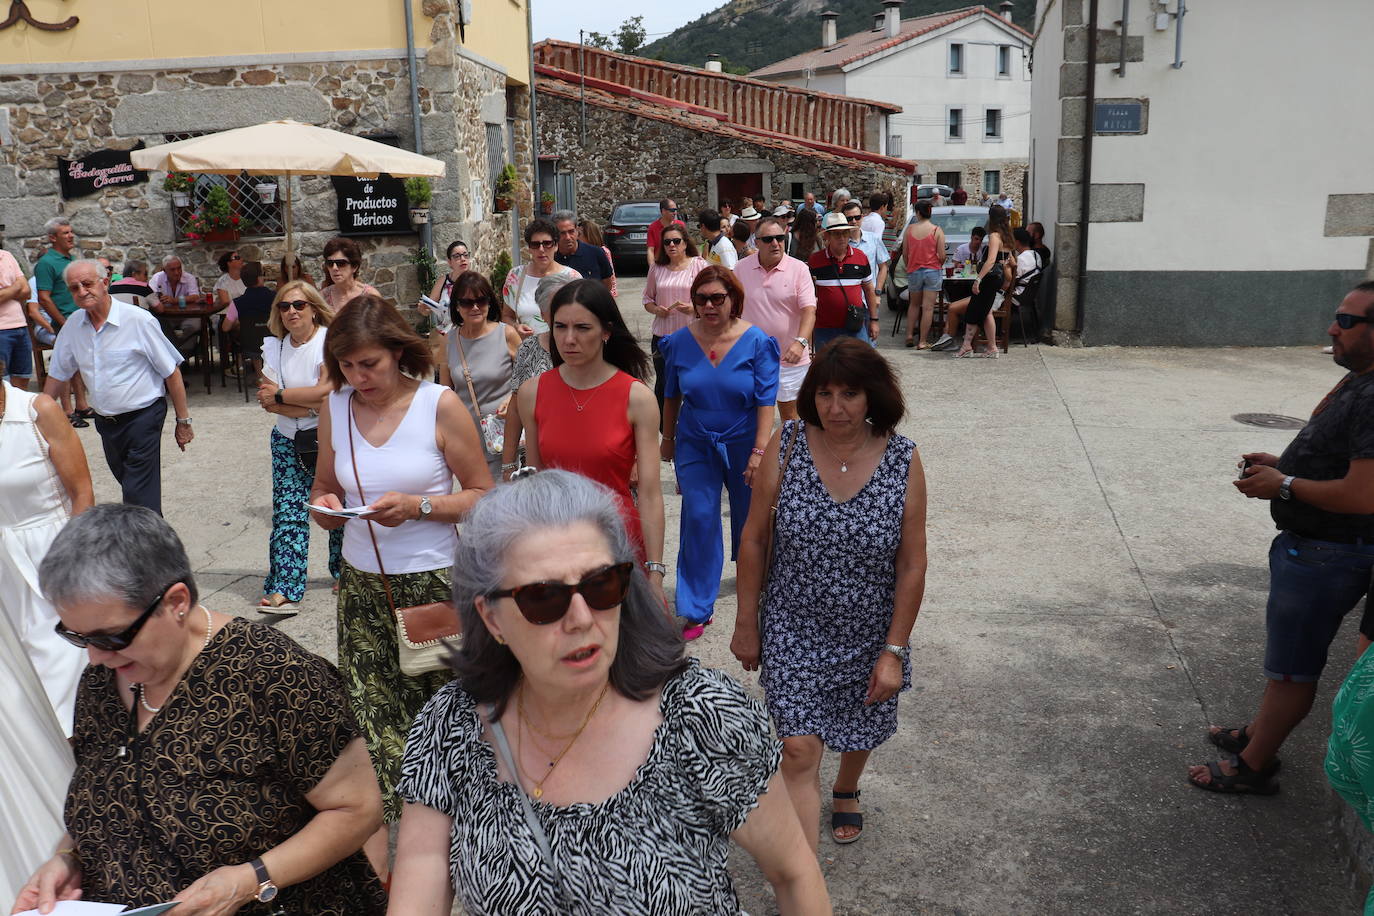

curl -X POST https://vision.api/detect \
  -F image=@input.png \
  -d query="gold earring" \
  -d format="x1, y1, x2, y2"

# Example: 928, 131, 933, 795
494, 635, 506, 645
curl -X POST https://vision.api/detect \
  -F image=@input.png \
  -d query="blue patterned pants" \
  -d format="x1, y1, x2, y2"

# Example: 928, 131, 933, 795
266, 428, 343, 601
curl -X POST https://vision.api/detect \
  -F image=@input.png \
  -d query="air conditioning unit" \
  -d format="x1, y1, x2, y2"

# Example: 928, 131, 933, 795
888, 135, 903, 157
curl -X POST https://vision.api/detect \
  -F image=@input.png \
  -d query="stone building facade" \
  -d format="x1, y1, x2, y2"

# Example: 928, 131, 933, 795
0, 3, 533, 307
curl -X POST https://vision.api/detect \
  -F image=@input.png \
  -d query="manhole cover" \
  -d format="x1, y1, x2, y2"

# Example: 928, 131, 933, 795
1232, 413, 1306, 430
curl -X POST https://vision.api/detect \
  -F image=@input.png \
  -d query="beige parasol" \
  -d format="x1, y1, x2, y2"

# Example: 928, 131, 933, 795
131, 119, 446, 257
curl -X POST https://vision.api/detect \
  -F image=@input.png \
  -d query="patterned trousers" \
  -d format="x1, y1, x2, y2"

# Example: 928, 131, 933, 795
266, 428, 343, 601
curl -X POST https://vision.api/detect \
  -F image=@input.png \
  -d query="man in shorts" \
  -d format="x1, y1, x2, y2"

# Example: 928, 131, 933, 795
1189, 281, 1374, 795
736, 217, 816, 422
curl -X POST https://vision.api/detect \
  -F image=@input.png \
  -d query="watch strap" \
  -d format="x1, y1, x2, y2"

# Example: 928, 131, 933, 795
249, 857, 270, 886
883, 643, 909, 661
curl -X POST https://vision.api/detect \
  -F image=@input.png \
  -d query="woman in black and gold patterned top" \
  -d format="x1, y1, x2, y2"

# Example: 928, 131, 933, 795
10, 505, 386, 916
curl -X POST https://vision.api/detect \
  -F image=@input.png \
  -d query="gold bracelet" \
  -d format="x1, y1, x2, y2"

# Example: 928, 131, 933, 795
55, 847, 77, 859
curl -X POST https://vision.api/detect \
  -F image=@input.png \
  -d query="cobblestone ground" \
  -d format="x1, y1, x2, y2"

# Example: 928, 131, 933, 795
65, 270, 1366, 914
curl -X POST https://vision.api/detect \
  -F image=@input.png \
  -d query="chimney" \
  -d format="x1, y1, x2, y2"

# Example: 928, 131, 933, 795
705, 53, 722, 72
820, 10, 838, 47
999, 1, 1014, 22
883, 0, 902, 38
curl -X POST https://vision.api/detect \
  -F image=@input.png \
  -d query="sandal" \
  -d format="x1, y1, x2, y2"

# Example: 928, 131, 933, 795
258, 593, 300, 616
951, 348, 974, 359
904, 337, 916, 348
1208, 724, 1250, 754
74, 407, 96, 418
1189, 754, 1280, 796
831, 790, 863, 844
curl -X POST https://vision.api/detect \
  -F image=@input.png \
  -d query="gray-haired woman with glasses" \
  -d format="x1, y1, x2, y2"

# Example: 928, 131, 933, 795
13, 504, 387, 916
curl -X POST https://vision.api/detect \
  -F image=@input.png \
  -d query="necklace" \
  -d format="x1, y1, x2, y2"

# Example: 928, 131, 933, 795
815, 430, 869, 473
133, 607, 213, 715
567, 380, 604, 413
517, 681, 610, 799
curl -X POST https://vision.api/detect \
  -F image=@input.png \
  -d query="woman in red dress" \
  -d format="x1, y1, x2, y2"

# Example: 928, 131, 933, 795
516, 279, 667, 605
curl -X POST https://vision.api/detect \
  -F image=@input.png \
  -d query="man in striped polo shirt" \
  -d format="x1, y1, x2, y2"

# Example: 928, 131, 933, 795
808, 212, 877, 352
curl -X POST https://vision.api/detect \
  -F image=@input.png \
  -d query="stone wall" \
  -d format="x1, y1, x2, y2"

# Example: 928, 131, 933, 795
536, 93, 910, 229
0, 40, 523, 308
918, 157, 1028, 208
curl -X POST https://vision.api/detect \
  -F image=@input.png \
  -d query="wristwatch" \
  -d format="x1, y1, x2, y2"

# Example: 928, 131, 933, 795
1279, 475, 1295, 501
793, 336, 810, 349
248, 857, 278, 903
175, 417, 193, 426
882, 643, 910, 662
274, 389, 285, 405
418, 496, 433, 519
644, 561, 667, 575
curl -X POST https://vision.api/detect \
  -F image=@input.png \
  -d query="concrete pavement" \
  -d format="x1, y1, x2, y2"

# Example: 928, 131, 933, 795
61, 274, 1365, 914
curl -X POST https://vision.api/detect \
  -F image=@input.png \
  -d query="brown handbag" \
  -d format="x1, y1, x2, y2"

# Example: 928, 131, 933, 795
346, 392, 462, 676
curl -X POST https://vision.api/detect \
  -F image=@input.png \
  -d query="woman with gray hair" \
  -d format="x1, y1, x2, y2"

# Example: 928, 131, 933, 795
499, 271, 571, 479
12, 504, 388, 915
389, 470, 831, 915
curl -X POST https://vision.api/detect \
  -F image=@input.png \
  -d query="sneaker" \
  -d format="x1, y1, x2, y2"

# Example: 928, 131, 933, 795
930, 333, 956, 351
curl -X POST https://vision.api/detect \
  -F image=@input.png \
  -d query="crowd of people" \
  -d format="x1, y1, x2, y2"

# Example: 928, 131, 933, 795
6, 182, 1374, 913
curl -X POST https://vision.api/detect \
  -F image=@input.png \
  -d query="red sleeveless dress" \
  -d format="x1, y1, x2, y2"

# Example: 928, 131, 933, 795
534, 369, 644, 557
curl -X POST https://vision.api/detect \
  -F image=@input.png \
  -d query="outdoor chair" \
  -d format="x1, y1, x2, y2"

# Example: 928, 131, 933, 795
235, 309, 272, 403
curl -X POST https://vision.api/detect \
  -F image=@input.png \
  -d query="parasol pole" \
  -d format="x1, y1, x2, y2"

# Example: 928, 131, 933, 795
283, 175, 297, 274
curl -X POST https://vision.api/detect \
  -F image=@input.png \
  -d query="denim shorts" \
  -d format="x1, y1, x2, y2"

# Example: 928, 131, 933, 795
1263, 530, 1374, 681
908, 268, 944, 292
0, 326, 33, 377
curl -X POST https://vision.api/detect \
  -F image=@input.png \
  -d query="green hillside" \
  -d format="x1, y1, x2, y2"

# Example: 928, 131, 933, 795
642, 0, 1035, 74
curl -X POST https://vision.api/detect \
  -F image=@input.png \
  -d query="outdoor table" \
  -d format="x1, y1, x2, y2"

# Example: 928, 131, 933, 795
152, 301, 227, 395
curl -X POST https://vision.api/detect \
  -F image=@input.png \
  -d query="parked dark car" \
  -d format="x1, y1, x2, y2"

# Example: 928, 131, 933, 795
603, 200, 664, 270
930, 205, 990, 261
911, 183, 954, 204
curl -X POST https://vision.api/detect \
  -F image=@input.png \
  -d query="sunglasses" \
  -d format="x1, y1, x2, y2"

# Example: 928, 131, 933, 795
488, 562, 634, 625
1335, 313, 1373, 330
692, 291, 729, 307
663, 237, 685, 246
845, 215, 861, 223
228, 254, 242, 261
529, 239, 557, 249
663, 207, 679, 213
324, 258, 352, 268
455, 296, 489, 308
757, 234, 787, 245
277, 299, 311, 312
54, 583, 176, 651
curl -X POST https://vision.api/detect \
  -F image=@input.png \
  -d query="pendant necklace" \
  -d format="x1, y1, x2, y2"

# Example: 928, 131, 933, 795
517, 681, 611, 799
816, 431, 867, 473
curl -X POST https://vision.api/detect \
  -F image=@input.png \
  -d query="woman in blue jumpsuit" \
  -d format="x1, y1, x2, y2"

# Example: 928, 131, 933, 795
660, 265, 780, 640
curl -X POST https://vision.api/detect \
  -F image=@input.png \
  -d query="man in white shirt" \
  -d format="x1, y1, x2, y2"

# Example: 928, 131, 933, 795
1011, 227, 1043, 303
149, 254, 203, 350
697, 208, 738, 270
997, 192, 1015, 211
860, 193, 888, 236
842, 200, 891, 300
954, 227, 985, 269
43, 260, 193, 514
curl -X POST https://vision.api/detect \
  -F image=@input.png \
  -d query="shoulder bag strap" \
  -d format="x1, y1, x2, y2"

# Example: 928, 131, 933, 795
452, 334, 482, 416
346, 392, 397, 616
485, 705, 566, 895
764, 423, 800, 574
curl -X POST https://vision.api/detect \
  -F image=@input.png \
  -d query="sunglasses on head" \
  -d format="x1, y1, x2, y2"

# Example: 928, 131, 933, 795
488, 562, 634, 625
277, 299, 311, 312
757, 234, 787, 244
54, 583, 177, 651
693, 291, 729, 307
324, 258, 352, 268
529, 239, 557, 249
456, 296, 489, 308
1335, 313, 1374, 330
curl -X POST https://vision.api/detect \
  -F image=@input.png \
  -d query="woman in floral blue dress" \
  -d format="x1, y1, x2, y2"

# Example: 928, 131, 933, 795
731, 338, 928, 851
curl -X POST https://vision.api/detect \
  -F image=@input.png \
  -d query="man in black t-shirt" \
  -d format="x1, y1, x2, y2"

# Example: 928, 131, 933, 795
1189, 280, 1374, 796
550, 209, 613, 288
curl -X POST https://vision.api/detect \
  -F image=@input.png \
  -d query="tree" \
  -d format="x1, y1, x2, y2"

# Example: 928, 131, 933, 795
585, 16, 646, 56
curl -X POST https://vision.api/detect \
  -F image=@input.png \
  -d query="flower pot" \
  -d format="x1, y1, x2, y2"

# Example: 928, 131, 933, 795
255, 182, 278, 205
409, 207, 430, 225
201, 228, 240, 243
540, 200, 554, 214
171, 191, 190, 207
494, 196, 512, 213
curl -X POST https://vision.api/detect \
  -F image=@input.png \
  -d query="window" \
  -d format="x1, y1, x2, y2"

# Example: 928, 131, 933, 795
936, 170, 962, 189
790, 181, 805, 200
997, 45, 1011, 77
983, 170, 1001, 194
888, 135, 903, 157
485, 123, 506, 203
162, 132, 284, 240
948, 43, 964, 75
947, 108, 963, 140
985, 108, 1002, 140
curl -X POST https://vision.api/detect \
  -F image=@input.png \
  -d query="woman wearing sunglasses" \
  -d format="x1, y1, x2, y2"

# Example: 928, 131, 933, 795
390, 470, 831, 915
501, 218, 580, 340
659, 266, 778, 641
310, 295, 492, 881
417, 239, 472, 333
500, 273, 574, 480
211, 249, 244, 311
14, 504, 388, 916
438, 271, 521, 481
643, 224, 707, 414
320, 237, 380, 313
253, 280, 341, 612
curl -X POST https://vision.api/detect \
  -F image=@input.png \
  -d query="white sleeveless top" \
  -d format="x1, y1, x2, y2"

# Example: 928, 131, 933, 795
261, 330, 327, 438
328, 381, 458, 574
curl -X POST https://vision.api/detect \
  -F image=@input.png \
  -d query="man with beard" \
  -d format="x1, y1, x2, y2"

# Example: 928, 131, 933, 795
1189, 281, 1374, 795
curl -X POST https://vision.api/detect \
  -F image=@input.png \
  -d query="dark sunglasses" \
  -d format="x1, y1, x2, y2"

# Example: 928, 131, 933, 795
228, 254, 242, 261
1335, 313, 1373, 330
845, 215, 861, 223
54, 583, 176, 651
529, 239, 557, 249
663, 237, 685, 246
693, 292, 729, 307
324, 258, 352, 268
488, 562, 634, 625
456, 296, 489, 308
757, 234, 787, 244
663, 207, 679, 213
277, 299, 311, 312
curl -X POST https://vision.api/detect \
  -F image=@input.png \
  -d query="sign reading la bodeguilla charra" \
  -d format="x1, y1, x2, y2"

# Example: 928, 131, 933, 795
57, 142, 148, 199
332, 174, 412, 236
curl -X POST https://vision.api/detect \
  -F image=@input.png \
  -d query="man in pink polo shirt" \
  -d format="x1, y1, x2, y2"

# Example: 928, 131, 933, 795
736, 216, 816, 421
0, 243, 32, 389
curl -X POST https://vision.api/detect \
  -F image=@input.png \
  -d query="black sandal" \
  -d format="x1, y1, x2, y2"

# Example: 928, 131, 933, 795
1189, 754, 1280, 796
1207, 725, 1281, 772
831, 790, 863, 844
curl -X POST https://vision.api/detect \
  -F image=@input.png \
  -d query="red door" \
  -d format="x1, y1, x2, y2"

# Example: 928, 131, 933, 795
716, 173, 762, 212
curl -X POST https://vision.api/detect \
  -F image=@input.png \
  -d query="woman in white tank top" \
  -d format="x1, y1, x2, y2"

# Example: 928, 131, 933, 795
308, 295, 493, 882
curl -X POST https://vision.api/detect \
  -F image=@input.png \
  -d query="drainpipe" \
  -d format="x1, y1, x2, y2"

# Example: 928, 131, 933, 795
1172, 0, 1187, 69
402, 0, 433, 262
1074, 0, 1099, 336
528, 1, 540, 203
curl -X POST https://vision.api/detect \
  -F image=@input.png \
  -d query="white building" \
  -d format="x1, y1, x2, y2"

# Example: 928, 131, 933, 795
752, 2, 1032, 202
1029, 0, 1374, 346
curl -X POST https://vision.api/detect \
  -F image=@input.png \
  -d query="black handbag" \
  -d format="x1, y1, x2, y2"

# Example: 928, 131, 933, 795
292, 427, 319, 470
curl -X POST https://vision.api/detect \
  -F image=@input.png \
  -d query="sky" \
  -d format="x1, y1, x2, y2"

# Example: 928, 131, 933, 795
531, 0, 726, 45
